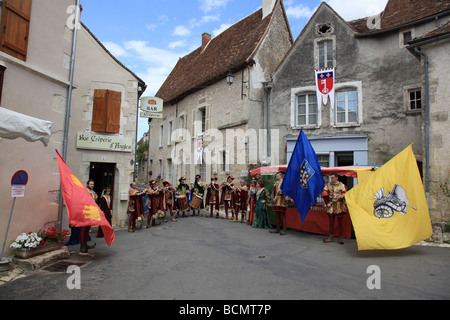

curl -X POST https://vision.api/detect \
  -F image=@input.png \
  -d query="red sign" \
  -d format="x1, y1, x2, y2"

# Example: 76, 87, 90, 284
148, 100, 156, 105
11, 170, 28, 186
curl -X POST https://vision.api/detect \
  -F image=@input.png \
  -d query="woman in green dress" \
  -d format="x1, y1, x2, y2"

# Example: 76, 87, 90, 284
252, 180, 272, 229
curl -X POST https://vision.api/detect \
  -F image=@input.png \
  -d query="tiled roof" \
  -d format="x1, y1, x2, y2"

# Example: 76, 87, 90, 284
409, 20, 450, 44
349, 0, 450, 35
156, 8, 273, 103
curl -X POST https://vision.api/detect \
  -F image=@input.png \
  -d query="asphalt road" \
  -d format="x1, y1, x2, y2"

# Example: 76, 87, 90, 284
1, 212, 449, 301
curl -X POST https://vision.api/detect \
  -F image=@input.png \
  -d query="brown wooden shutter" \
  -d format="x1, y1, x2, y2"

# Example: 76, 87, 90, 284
106, 90, 121, 133
0, 0, 32, 61
92, 89, 108, 132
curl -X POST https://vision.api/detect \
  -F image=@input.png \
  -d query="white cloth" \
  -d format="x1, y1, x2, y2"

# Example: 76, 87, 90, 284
0, 107, 53, 146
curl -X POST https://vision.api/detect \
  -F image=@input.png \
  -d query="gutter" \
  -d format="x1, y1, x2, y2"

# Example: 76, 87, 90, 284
413, 46, 430, 203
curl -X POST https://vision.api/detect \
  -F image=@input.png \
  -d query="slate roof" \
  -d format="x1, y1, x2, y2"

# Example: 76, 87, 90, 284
156, 8, 274, 103
348, 0, 450, 36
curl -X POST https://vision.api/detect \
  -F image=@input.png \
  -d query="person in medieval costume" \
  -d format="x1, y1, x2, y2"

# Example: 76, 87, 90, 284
238, 180, 249, 223
321, 173, 348, 244
252, 180, 271, 229
128, 182, 146, 233
97, 187, 112, 238
220, 176, 235, 220
163, 181, 177, 222
247, 180, 257, 226
270, 172, 288, 235
80, 179, 98, 253
231, 185, 241, 222
146, 180, 162, 228
176, 177, 190, 217
190, 174, 205, 216
205, 177, 221, 218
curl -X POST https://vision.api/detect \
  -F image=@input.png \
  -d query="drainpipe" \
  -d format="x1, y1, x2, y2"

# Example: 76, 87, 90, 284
263, 82, 272, 166
57, 0, 81, 229
414, 46, 430, 203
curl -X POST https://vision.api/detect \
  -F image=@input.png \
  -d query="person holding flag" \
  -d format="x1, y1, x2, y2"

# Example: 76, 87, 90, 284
56, 151, 115, 252
322, 173, 348, 244
281, 130, 325, 223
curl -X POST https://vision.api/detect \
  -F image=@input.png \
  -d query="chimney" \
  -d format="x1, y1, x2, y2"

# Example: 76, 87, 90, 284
202, 32, 211, 51
262, 0, 277, 19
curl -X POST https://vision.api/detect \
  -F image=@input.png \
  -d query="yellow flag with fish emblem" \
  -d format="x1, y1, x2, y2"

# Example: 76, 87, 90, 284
346, 145, 432, 250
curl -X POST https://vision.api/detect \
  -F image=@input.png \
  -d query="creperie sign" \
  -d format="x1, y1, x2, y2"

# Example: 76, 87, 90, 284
140, 96, 163, 113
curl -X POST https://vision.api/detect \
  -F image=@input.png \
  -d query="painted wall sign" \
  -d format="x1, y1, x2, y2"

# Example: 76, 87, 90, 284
76, 133, 133, 152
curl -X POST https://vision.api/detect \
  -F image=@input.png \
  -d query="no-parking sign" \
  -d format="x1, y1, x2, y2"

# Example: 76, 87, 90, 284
11, 170, 28, 198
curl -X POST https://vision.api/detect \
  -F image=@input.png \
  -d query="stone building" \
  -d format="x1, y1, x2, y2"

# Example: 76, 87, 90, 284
65, 22, 146, 228
150, 0, 293, 186
0, 0, 78, 256
269, 0, 450, 191
408, 21, 450, 222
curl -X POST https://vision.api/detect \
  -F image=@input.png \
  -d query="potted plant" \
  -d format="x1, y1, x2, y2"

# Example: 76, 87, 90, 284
11, 228, 69, 259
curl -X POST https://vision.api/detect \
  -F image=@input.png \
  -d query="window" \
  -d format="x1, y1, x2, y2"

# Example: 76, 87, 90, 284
409, 90, 422, 110
0, 0, 32, 61
200, 108, 206, 133
159, 125, 164, 147
92, 89, 122, 133
296, 93, 318, 126
318, 41, 333, 69
403, 31, 412, 45
167, 121, 173, 145
336, 89, 358, 124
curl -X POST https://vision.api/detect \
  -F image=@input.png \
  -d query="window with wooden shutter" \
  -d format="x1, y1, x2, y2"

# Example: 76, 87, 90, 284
0, 0, 32, 61
92, 89, 122, 134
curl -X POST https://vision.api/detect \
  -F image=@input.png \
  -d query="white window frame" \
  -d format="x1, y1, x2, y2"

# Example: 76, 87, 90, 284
296, 93, 318, 127
331, 81, 363, 128
167, 120, 173, 145
159, 125, 164, 148
291, 85, 322, 129
314, 36, 336, 69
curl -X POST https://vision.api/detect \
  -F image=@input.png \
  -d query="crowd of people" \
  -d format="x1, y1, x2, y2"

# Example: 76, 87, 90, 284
126, 174, 283, 233
70, 172, 349, 253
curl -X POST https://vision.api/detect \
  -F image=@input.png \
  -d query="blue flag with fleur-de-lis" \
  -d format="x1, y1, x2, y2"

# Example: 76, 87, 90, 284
281, 130, 324, 222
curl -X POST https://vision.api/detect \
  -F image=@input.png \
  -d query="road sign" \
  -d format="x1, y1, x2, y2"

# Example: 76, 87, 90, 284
140, 96, 163, 113
11, 170, 28, 186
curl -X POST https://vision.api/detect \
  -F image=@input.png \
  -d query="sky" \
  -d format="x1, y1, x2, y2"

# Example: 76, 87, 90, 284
80, 0, 388, 139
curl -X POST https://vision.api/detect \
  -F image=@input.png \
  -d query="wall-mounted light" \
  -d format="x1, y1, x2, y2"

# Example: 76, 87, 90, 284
226, 64, 235, 85
226, 71, 235, 85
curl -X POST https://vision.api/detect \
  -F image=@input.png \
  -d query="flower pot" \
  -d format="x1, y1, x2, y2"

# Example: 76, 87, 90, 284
14, 242, 63, 259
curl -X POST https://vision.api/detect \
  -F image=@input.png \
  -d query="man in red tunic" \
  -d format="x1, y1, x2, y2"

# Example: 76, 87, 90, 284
238, 180, 249, 223
206, 177, 221, 218
128, 182, 146, 233
220, 176, 235, 220
163, 181, 177, 222
146, 180, 161, 228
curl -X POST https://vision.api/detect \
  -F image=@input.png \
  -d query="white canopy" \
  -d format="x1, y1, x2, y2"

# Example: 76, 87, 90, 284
0, 107, 53, 146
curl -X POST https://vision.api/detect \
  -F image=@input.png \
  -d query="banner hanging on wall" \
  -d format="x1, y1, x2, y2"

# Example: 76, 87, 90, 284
315, 68, 335, 109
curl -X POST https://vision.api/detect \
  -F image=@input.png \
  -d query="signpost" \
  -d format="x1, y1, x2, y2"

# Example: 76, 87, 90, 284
0, 171, 29, 271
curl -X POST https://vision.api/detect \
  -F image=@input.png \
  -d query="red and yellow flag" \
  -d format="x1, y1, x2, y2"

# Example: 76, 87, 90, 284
56, 150, 115, 246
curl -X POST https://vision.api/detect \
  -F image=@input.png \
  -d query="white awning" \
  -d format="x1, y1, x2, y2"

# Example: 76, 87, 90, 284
0, 107, 53, 146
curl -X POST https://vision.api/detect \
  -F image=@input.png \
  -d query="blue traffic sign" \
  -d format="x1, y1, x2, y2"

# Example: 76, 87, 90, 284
11, 171, 28, 186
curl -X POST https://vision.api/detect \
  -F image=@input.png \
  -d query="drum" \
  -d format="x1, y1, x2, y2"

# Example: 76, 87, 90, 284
177, 194, 189, 212
190, 194, 203, 209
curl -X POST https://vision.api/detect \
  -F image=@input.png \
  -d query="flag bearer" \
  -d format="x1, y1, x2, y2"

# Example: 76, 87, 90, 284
321, 173, 347, 244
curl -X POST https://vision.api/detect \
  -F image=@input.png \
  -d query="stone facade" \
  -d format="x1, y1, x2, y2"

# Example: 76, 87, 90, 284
150, 0, 293, 187
66, 23, 146, 228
